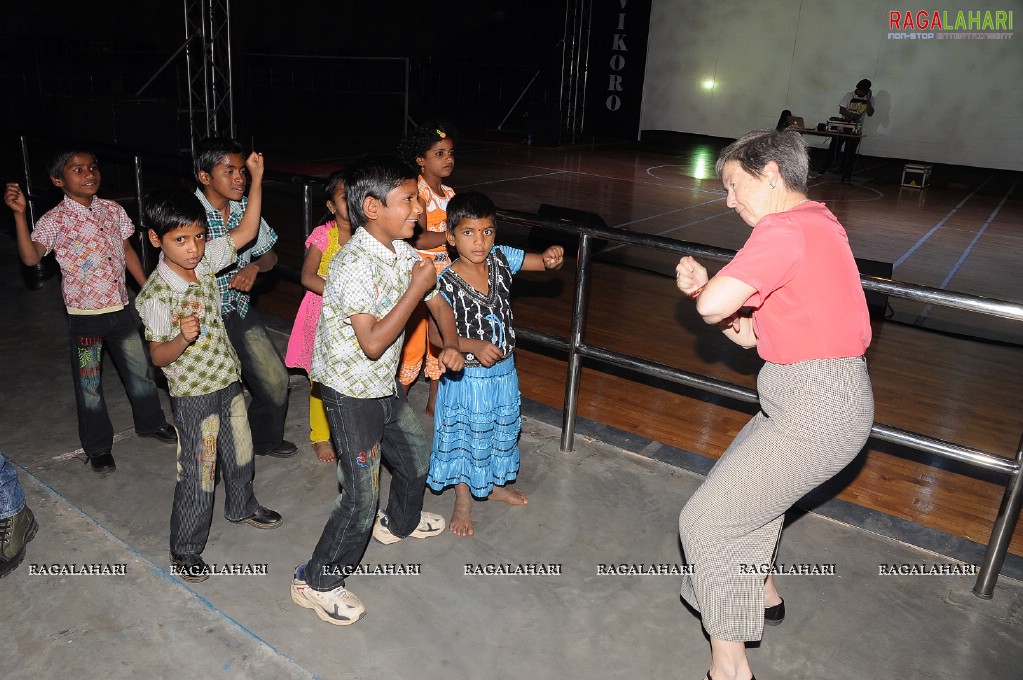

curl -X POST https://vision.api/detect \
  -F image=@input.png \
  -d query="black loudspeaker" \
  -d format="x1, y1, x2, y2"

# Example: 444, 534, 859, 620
855, 258, 892, 321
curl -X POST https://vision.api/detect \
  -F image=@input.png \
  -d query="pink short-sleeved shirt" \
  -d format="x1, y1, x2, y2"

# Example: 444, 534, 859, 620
718, 201, 871, 364
32, 196, 135, 311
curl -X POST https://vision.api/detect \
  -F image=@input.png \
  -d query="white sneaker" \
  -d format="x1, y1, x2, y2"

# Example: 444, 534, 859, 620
372, 510, 446, 544
290, 564, 365, 626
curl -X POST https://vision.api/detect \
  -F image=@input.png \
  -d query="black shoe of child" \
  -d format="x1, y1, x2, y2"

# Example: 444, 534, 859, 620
230, 506, 283, 530
89, 453, 116, 475
170, 552, 210, 583
139, 424, 178, 444
256, 440, 298, 458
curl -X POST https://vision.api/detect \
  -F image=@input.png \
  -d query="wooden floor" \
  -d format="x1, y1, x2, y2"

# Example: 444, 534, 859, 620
253, 135, 1023, 556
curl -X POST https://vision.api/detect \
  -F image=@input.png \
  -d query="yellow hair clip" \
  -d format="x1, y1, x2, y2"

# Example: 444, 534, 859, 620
435, 129, 446, 139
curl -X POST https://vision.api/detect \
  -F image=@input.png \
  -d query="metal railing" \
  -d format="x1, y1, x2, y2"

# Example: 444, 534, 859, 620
17, 137, 1022, 599
496, 207, 1023, 600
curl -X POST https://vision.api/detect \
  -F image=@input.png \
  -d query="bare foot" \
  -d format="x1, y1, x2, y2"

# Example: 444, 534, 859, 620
312, 441, 336, 463
450, 484, 474, 536
488, 485, 528, 505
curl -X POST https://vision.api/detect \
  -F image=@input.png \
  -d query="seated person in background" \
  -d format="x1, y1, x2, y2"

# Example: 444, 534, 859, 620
775, 110, 804, 131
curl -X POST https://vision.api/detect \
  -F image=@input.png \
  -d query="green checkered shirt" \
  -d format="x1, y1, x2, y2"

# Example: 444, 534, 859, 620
310, 227, 438, 398
136, 237, 242, 397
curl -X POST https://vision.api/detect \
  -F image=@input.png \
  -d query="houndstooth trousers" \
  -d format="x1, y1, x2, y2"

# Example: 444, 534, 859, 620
679, 357, 873, 642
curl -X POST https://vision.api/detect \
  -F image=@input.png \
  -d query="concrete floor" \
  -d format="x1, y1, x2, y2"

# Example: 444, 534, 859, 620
2, 237, 1022, 680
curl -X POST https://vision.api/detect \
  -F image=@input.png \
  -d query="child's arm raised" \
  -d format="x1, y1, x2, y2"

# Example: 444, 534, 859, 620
148, 314, 201, 367
4, 183, 46, 266
350, 258, 437, 360
520, 244, 565, 272
226, 151, 265, 251
425, 293, 465, 374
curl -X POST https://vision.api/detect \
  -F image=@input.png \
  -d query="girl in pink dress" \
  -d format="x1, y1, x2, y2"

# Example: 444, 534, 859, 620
285, 170, 352, 461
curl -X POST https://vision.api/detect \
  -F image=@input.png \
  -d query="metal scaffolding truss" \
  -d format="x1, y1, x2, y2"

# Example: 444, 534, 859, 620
183, 0, 234, 155
560, 0, 592, 144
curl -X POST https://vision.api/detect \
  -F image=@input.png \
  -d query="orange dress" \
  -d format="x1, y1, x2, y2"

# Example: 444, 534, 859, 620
398, 177, 454, 385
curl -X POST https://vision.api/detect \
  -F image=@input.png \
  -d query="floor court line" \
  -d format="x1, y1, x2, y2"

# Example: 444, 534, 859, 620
892, 175, 993, 272
914, 176, 1020, 324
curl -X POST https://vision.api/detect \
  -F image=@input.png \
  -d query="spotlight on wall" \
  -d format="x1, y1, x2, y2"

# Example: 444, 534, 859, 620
702, 79, 716, 90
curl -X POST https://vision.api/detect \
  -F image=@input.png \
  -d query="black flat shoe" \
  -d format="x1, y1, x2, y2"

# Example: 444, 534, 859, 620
256, 440, 298, 458
89, 453, 116, 474
764, 598, 785, 626
706, 672, 757, 680
170, 552, 210, 583
139, 424, 178, 444
230, 505, 283, 529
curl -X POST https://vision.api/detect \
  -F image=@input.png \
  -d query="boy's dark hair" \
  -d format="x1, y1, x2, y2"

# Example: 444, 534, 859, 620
445, 191, 496, 231
48, 149, 97, 180
324, 169, 346, 204
397, 121, 453, 171
344, 156, 416, 230
193, 136, 243, 180
144, 187, 210, 238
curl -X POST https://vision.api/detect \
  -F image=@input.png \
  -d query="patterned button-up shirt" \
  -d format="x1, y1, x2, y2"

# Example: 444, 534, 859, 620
310, 227, 438, 398
194, 188, 277, 318
32, 195, 135, 312
135, 237, 242, 398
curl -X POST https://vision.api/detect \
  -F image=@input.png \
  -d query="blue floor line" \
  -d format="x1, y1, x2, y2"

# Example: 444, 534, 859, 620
914, 176, 1020, 324
10, 458, 321, 680
892, 175, 991, 271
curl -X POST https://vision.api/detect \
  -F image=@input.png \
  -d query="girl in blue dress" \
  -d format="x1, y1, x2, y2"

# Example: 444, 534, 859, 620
427, 191, 564, 536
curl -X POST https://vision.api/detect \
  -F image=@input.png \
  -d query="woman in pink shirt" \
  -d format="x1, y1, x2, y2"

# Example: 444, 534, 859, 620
674, 129, 874, 680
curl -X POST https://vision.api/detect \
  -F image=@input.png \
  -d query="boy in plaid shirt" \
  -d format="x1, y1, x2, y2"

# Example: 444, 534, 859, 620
4, 151, 176, 475
290, 157, 463, 625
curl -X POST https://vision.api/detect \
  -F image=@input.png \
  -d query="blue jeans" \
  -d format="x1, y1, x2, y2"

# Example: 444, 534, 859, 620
0, 452, 26, 519
305, 382, 430, 591
223, 311, 290, 453
67, 308, 168, 459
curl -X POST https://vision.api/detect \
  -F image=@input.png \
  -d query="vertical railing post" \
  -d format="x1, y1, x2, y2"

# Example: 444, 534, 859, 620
560, 233, 594, 451
302, 181, 313, 242
18, 136, 37, 225
973, 435, 1023, 598
133, 154, 151, 272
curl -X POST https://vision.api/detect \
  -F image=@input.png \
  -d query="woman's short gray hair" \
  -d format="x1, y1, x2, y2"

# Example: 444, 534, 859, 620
715, 129, 809, 194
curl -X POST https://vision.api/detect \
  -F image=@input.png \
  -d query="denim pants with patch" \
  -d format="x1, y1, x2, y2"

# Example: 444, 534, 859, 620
169, 382, 258, 555
67, 308, 168, 459
223, 310, 290, 454
305, 382, 430, 591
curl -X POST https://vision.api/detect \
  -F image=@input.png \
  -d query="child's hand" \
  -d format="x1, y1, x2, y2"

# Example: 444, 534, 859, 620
228, 263, 259, 292
178, 314, 201, 344
542, 245, 564, 270
4, 183, 26, 215
473, 341, 504, 367
409, 258, 437, 296
437, 346, 464, 374
675, 256, 708, 296
245, 151, 265, 185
